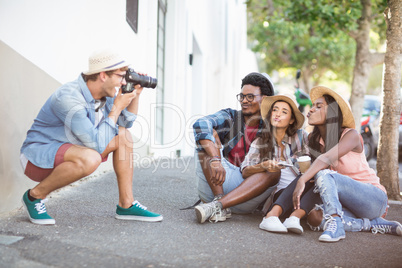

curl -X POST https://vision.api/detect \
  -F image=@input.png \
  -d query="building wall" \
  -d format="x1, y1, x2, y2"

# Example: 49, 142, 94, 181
0, 0, 257, 214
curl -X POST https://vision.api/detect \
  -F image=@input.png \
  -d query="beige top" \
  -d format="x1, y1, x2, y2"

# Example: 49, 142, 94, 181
323, 128, 386, 193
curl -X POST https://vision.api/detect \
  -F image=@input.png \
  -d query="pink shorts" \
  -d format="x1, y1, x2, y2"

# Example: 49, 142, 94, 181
24, 143, 108, 182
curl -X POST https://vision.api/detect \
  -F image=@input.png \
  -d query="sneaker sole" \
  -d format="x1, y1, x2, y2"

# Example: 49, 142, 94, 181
195, 206, 207, 223
209, 215, 226, 222
115, 214, 163, 222
21, 198, 55, 225
259, 224, 288, 233
319, 234, 345, 242
287, 227, 303, 234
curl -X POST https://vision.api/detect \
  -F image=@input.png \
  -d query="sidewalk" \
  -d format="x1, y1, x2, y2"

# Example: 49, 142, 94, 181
1, 157, 401, 268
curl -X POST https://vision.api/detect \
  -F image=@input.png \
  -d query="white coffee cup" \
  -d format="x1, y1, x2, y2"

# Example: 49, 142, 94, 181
297, 156, 311, 174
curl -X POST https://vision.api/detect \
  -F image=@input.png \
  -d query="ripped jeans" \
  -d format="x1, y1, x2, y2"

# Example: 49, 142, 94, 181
314, 170, 388, 232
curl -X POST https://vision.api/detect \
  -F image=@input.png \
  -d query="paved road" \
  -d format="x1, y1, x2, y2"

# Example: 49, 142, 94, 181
1, 157, 401, 267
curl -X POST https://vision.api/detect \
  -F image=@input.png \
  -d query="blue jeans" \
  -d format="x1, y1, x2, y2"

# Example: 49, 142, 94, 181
195, 151, 277, 214
315, 170, 388, 231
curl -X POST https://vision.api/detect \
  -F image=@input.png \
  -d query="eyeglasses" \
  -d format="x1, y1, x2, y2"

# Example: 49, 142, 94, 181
113, 73, 126, 83
236, 93, 262, 102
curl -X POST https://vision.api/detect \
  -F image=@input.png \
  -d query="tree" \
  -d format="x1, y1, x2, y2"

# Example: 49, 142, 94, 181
246, 0, 356, 91
348, 0, 386, 129
376, 0, 401, 200
278, 0, 387, 128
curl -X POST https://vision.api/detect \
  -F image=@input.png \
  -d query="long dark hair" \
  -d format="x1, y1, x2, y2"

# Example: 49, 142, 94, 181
259, 101, 298, 161
308, 94, 343, 162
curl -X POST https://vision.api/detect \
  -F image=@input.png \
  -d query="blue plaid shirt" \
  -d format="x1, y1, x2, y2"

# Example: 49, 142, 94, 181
193, 108, 263, 157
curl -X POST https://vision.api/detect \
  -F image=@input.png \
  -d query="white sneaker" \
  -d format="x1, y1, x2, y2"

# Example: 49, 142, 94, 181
283, 216, 304, 234
195, 201, 224, 223
259, 216, 287, 233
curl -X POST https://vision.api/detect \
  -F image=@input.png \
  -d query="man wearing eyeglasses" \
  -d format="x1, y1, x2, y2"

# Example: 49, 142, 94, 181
193, 72, 280, 223
20, 49, 163, 225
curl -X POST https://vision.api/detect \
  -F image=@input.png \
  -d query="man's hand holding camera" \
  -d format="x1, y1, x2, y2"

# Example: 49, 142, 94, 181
114, 87, 140, 108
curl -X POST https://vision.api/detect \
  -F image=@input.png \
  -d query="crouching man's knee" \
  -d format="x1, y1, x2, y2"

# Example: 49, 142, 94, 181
76, 149, 102, 176
104, 127, 134, 154
118, 127, 133, 144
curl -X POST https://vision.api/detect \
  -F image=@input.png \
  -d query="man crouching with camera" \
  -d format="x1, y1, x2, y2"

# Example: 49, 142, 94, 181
20, 49, 162, 225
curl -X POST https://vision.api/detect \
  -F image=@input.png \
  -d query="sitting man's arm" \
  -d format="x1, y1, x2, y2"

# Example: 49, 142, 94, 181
193, 109, 233, 155
193, 109, 234, 186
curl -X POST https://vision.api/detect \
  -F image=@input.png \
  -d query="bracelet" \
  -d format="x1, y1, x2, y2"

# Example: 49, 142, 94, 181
209, 157, 221, 164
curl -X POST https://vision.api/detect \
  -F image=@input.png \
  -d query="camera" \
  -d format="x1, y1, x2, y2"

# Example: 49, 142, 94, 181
121, 68, 158, 93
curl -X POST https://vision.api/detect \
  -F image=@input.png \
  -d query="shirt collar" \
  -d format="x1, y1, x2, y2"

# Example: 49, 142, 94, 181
94, 98, 107, 112
273, 132, 291, 146
79, 74, 95, 104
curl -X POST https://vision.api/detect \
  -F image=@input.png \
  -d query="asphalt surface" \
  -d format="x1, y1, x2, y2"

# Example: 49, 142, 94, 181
1, 157, 401, 268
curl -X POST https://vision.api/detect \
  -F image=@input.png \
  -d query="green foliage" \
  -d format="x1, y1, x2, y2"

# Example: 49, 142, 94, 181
246, 0, 386, 84
284, 0, 387, 40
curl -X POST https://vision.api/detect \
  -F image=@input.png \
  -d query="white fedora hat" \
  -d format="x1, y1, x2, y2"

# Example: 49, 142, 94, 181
83, 49, 130, 75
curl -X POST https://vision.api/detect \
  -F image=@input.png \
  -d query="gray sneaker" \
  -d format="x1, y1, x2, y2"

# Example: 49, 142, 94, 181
210, 207, 231, 222
211, 195, 231, 220
195, 201, 224, 223
225, 208, 232, 219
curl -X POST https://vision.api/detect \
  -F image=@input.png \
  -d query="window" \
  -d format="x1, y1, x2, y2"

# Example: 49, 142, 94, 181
126, 0, 139, 33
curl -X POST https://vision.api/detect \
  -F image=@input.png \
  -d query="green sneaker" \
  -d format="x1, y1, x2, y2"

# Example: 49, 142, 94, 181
22, 190, 55, 225
115, 200, 163, 222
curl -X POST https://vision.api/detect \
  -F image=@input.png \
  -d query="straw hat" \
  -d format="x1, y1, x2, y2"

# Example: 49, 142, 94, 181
260, 93, 305, 129
83, 49, 130, 75
309, 86, 355, 129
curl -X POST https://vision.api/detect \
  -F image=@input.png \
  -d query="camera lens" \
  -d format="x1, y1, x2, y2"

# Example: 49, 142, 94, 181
143, 77, 158, 88
125, 68, 158, 89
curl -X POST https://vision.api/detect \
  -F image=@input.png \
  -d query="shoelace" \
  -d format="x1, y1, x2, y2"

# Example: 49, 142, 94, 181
371, 225, 391, 234
133, 200, 147, 210
208, 204, 222, 223
324, 216, 337, 234
34, 199, 49, 214
321, 214, 333, 231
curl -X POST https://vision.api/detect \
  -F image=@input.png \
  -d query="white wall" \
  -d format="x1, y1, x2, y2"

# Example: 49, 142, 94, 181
154, 0, 258, 157
0, 0, 258, 214
0, 0, 159, 214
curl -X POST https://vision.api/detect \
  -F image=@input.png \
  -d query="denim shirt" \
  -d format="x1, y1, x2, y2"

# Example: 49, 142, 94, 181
21, 74, 137, 169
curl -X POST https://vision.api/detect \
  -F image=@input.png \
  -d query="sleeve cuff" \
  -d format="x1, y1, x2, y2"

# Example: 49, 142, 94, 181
195, 133, 216, 151
105, 117, 119, 135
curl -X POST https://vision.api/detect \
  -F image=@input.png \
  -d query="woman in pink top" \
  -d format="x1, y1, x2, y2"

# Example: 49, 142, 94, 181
292, 86, 401, 243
